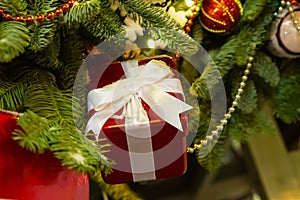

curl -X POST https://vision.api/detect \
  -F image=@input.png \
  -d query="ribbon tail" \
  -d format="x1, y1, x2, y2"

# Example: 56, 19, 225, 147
85, 99, 126, 139
140, 87, 193, 132
85, 112, 111, 139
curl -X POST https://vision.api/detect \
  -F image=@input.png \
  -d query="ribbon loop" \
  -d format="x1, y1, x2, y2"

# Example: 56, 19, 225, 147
86, 59, 193, 139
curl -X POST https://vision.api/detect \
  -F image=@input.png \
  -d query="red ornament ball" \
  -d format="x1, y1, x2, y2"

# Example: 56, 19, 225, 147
199, 0, 243, 33
268, 8, 300, 58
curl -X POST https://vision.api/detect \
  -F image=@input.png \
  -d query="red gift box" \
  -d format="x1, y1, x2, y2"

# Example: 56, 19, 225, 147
86, 55, 191, 184
0, 111, 89, 200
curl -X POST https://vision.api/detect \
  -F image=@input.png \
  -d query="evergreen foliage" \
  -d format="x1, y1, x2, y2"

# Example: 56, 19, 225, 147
0, 0, 299, 198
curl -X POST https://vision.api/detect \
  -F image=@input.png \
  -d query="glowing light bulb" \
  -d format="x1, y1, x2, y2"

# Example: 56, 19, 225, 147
185, 0, 194, 7
147, 39, 156, 48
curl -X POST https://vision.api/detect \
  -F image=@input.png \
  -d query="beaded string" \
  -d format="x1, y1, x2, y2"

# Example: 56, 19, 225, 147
0, 0, 77, 23
187, 52, 255, 153
173, 0, 199, 62
179, 0, 257, 154
274, 0, 300, 32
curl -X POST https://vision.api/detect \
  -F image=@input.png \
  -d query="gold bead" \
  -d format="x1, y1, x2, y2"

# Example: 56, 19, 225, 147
212, 130, 218, 135
248, 56, 254, 62
194, 144, 201, 149
225, 113, 231, 118
232, 100, 238, 106
187, 147, 194, 153
238, 88, 244, 93
242, 75, 248, 81
236, 94, 241, 99
294, 20, 299, 24
287, 1, 291, 6
216, 125, 223, 131
221, 119, 228, 125
229, 107, 235, 112
240, 82, 246, 87
207, 135, 213, 140
278, 7, 283, 12
244, 69, 250, 75
247, 63, 252, 68
281, 0, 286, 6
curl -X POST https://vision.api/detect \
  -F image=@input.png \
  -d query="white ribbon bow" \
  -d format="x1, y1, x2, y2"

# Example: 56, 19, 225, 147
86, 60, 193, 138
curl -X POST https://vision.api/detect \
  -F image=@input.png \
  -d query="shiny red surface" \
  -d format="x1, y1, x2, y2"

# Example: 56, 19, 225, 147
0, 111, 89, 200
199, 0, 242, 32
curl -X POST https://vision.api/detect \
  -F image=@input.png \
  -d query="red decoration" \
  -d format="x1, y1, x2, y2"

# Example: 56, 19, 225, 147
0, 0, 77, 22
86, 56, 189, 184
287, 0, 300, 7
25, 15, 35, 23
46, 12, 55, 20
15, 16, 24, 22
185, 26, 191, 33
62, 4, 70, 12
199, 0, 243, 33
4, 13, 12, 20
36, 14, 45, 22
0, 110, 89, 200
68, 0, 76, 7
187, 19, 194, 26
55, 8, 63, 16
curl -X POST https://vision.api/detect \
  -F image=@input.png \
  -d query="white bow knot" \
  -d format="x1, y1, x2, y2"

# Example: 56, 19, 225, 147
86, 60, 193, 139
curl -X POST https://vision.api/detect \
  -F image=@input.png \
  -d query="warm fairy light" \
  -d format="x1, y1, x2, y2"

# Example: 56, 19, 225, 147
185, 0, 194, 7
147, 39, 156, 48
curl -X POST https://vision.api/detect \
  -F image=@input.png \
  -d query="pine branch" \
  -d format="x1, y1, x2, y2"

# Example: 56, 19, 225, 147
28, 21, 57, 52
50, 126, 112, 174
65, 0, 102, 24
241, 0, 270, 22
197, 132, 226, 171
85, 3, 124, 40
119, 0, 198, 55
57, 30, 84, 90
0, 21, 30, 63
0, 80, 26, 111
91, 171, 142, 200
191, 61, 222, 99
233, 80, 258, 114
252, 52, 280, 87
275, 76, 300, 124
27, 31, 63, 70
0, 0, 27, 16
228, 109, 276, 143
13, 110, 54, 153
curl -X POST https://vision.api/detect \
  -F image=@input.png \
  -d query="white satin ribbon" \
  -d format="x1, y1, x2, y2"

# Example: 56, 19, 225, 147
86, 59, 193, 138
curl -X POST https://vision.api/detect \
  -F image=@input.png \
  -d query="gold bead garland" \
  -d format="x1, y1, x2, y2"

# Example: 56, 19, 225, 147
274, 0, 300, 32
187, 47, 256, 154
